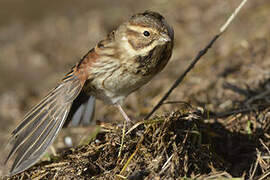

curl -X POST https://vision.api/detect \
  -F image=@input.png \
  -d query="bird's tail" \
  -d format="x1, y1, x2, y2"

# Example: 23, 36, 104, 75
64, 93, 96, 127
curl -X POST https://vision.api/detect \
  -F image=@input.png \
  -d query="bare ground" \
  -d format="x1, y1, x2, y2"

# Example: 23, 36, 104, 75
0, 0, 270, 179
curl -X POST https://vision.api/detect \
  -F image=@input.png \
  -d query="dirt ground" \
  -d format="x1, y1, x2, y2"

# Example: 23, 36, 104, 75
0, 0, 270, 179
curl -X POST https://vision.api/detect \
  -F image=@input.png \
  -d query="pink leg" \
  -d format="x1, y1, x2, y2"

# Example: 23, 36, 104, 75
116, 104, 131, 123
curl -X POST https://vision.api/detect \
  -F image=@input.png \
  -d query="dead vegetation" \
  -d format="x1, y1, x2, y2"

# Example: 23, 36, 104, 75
6, 94, 270, 179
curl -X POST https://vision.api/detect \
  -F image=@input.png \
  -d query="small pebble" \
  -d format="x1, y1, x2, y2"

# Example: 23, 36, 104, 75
64, 136, 73, 147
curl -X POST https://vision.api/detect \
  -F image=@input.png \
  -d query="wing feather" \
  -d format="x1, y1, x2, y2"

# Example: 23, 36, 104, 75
4, 75, 84, 176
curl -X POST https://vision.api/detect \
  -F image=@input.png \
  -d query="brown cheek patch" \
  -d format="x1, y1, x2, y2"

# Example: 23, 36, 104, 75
128, 39, 140, 50
126, 28, 140, 37
126, 28, 146, 50
126, 27, 157, 50
129, 38, 155, 51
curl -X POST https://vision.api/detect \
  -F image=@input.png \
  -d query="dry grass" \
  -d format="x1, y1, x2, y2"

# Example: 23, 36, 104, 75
5, 102, 270, 179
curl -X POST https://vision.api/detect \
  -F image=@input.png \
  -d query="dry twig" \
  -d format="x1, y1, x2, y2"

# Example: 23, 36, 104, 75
145, 0, 249, 120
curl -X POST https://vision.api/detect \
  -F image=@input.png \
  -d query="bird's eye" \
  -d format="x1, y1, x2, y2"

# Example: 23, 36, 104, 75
143, 31, 150, 37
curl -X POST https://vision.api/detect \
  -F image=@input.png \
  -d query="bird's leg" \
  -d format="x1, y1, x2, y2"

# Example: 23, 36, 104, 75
116, 103, 131, 158
116, 104, 132, 123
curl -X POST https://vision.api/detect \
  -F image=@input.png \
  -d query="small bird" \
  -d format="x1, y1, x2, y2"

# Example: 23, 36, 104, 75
3, 10, 174, 176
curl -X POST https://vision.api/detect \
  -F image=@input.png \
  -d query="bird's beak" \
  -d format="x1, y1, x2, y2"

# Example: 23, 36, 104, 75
159, 33, 171, 43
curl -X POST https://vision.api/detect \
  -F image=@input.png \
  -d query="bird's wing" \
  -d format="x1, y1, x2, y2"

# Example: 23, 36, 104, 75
4, 72, 84, 176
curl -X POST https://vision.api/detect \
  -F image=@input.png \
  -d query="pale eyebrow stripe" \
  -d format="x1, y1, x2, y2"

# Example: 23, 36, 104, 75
127, 25, 147, 32
127, 25, 158, 34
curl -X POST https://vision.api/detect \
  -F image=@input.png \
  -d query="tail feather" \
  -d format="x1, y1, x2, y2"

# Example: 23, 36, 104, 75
4, 75, 84, 176
64, 92, 96, 127
70, 95, 96, 126
81, 95, 95, 126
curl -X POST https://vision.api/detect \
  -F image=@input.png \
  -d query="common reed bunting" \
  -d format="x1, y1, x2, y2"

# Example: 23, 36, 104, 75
3, 10, 174, 176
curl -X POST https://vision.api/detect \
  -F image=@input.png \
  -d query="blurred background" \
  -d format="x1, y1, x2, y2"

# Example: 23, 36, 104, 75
0, 0, 270, 177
